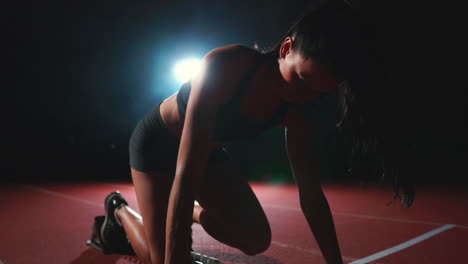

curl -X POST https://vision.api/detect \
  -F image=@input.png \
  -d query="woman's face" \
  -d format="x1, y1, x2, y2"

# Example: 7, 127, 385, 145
278, 37, 340, 103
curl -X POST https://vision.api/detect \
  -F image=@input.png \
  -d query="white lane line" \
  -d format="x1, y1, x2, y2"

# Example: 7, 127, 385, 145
20, 185, 103, 208
19, 184, 464, 263
99, 182, 132, 189
19, 185, 364, 262
20, 185, 468, 229
69, 182, 468, 230
262, 203, 468, 229
455, 224, 468, 230
348, 224, 456, 264
271, 241, 360, 262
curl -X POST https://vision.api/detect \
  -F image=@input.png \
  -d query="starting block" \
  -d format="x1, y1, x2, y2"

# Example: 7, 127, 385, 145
86, 215, 222, 263
85, 216, 106, 253
190, 252, 223, 264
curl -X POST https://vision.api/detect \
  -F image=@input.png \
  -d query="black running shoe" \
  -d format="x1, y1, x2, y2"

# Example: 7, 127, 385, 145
100, 191, 136, 255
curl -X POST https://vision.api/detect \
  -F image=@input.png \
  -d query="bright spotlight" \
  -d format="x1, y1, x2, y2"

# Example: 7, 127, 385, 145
173, 58, 202, 83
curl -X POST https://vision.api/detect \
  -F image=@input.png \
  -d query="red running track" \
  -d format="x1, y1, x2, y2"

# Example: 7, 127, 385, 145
1, 181, 467, 264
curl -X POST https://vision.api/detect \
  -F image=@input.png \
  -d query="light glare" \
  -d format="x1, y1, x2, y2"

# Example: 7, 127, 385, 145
174, 58, 202, 83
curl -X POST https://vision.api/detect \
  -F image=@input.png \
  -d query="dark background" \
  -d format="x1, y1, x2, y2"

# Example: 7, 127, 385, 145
2, 0, 467, 185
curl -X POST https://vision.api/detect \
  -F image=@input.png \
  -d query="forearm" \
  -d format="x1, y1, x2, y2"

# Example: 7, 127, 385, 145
165, 173, 194, 264
302, 194, 343, 264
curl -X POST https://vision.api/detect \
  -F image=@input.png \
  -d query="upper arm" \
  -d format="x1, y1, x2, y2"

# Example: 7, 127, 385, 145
284, 104, 324, 198
175, 45, 250, 185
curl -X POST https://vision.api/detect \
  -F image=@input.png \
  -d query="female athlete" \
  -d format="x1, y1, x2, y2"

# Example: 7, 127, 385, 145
91, 1, 415, 264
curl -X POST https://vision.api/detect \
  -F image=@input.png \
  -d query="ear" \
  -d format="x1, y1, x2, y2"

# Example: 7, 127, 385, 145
279, 37, 294, 59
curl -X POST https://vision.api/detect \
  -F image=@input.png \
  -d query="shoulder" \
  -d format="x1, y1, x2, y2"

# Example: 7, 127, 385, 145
204, 44, 257, 63
191, 45, 260, 101
180, 45, 258, 147
202, 44, 258, 79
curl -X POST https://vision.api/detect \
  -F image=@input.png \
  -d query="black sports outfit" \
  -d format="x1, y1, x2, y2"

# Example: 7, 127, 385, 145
129, 54, 289, 173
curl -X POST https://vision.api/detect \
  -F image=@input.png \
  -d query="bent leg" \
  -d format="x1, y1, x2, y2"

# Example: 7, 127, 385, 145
114, 204, 145, 255
194, 158, 272, 256
116, 155, 271, 262
116, 168, 173, 264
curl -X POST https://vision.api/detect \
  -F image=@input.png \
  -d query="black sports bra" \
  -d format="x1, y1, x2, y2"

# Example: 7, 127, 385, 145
176, 54, 289, 142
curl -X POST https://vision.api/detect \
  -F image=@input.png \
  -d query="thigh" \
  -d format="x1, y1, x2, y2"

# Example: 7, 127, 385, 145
195, 156, 270, 235
131, 168, 173, 263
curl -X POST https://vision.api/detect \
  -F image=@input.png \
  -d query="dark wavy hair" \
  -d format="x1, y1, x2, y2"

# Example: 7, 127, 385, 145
260, 0, 415, 207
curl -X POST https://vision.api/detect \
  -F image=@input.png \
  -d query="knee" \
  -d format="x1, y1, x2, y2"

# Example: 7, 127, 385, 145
241, 228, 272, 256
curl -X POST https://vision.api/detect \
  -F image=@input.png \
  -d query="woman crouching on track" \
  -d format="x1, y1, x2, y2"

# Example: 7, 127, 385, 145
92, 1, 415, 264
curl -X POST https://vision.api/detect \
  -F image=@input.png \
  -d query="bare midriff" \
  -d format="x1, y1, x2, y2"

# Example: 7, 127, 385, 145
159, 94, 184, 140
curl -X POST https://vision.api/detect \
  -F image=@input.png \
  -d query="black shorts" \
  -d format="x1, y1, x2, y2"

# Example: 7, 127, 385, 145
129, 102, 229, 174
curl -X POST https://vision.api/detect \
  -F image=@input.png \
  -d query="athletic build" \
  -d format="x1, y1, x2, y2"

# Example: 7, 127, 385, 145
91, 2, 406, 264
125, 43, 343, 264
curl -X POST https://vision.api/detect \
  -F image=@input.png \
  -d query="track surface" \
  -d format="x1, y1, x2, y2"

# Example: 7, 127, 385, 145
1, 181, 466, 264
